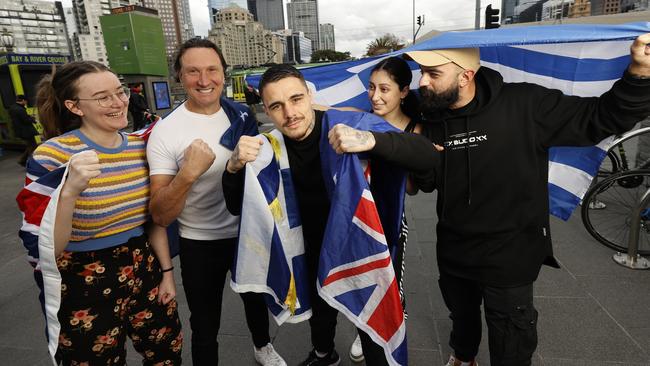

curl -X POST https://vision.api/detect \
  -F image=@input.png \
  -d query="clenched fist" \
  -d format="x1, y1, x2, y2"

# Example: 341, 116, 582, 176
62, 150, 101, 197
180, 139, 216, 182
629, 33, 650, 78
328, 123, 376, 154
227, 136, 264, 173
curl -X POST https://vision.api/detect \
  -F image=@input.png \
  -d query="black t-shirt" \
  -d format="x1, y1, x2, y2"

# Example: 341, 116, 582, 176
283, 111, 330, 270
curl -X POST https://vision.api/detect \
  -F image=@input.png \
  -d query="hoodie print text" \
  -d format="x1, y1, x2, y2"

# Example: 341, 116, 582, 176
443, 130, 488, 151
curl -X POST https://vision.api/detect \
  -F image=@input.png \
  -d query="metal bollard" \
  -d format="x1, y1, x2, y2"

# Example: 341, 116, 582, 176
613, 181, 650, 269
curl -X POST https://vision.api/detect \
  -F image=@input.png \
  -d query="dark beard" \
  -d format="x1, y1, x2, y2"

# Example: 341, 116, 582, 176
419, 84, 460, 113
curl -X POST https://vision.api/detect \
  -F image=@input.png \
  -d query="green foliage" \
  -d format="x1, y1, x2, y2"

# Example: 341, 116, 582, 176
310, 49, 353, 63
365, 33, 404, 57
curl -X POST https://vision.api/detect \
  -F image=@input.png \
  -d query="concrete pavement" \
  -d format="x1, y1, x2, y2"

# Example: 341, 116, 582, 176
1, 136, 649, 365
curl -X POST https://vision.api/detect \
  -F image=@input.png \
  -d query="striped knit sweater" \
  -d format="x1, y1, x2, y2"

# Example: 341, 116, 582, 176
32, 129, 149, 251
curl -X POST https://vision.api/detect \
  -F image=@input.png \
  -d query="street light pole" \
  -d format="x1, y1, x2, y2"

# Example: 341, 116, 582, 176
412, 0, 415, 44
475, 0, 481, 29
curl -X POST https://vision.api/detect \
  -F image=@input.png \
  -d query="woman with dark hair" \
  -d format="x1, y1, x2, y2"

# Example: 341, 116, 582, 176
368, 56, 422, 135
348, 56, 428, 364
20, 60, 182, 365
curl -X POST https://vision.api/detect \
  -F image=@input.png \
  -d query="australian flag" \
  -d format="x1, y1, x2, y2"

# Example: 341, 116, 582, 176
317, 110, 408, 366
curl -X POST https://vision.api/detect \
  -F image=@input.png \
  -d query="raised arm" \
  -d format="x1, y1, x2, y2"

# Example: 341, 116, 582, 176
537, 33, 650, 148
54, 151, 101, 257
149, 139, 215, 226
327, 123, 440, 172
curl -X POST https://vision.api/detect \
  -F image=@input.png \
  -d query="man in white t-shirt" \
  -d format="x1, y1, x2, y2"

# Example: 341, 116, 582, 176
147, 38, 286, 366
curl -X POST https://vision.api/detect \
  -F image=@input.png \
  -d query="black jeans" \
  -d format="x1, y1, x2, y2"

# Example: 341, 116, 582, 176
179, 237, 271, 365
439, 272, 538, 366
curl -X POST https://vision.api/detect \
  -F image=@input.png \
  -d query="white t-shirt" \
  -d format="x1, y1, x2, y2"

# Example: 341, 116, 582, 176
147, 103, 239, 240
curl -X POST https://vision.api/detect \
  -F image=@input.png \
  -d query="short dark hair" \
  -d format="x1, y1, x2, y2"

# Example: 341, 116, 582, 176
173, 38, 228, 82
16, 94, 26, 102
258, 64, 307, 100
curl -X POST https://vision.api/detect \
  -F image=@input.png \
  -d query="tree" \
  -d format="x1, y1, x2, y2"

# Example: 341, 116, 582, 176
365, 34, 405, 57
310, 49, 353, 63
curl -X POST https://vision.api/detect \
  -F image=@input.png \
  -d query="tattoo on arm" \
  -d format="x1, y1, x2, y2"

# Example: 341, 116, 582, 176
354, 131, 369, 146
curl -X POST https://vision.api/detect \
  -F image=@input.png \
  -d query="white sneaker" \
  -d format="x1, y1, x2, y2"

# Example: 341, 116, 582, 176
254, 343, 287, 366
445, 354, 478, 366
349, 334, 364, 362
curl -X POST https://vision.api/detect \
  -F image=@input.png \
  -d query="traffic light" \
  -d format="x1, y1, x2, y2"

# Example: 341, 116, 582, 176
416, 15, 422, 26
485, 4, 500, 29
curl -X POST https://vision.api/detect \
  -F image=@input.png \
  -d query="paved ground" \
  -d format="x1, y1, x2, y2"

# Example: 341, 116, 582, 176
1, 126, 649, 365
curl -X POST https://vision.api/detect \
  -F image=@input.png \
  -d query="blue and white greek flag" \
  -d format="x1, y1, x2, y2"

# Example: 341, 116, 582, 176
230, 129, 312, 324
248, 22, 650, 220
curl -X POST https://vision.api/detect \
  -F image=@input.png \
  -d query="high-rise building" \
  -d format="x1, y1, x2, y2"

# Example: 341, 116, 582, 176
287, 0, 319, 52
501, 0, 518, 23
142, 0, 195, 65
100, 6, 168, 76
569, 0, 591, 17
513, 0, 546, 22
247, 0, 285, 31
208, 5, 283, 67
0, 0, 70, 55
319, 23, 334, 51
541, 0, 574, 20
621, 0, 649, 11
63, 7, 78, 41
71, 0, 138, 65
209, 0, 248, 26
590, 0, 621, 15
276, 29, 312, 63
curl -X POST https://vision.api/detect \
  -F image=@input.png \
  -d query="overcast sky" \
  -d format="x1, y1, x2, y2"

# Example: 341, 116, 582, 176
56, 0, 500, 58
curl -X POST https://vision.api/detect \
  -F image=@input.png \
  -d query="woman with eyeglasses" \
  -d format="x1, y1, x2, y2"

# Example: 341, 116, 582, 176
25, 61, 182, 365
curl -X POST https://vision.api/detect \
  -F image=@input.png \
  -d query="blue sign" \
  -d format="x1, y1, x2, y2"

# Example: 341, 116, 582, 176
0, 53, 70, 66
152, 81, 171, 110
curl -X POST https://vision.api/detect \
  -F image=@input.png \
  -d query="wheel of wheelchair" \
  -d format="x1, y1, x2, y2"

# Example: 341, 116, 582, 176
581, 169, 650, 256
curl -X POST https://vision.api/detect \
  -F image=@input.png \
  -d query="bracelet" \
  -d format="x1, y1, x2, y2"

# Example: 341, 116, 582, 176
161, 266, 174, 273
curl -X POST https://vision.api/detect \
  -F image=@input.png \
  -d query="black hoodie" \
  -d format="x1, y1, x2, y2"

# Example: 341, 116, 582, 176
420, 66, 650, 287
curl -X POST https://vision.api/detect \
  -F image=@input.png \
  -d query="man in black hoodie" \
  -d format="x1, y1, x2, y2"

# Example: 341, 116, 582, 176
404, 34, 650, 366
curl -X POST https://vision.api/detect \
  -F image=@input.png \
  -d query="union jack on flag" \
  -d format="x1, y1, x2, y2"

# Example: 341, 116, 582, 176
317, 110, 407, 366
15, 124, 160, 364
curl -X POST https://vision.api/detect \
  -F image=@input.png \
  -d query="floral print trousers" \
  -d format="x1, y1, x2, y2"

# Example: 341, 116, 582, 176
55, 234, 183, 365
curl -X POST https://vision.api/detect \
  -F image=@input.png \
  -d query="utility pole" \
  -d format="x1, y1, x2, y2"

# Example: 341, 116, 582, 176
413, 15, 424, 44
475, 0, 481, 29
412, 0, 415, 44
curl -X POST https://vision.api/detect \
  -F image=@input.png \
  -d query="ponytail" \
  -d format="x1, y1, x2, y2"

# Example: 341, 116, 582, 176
35, 61, 111, 139
402, 90, 420, 123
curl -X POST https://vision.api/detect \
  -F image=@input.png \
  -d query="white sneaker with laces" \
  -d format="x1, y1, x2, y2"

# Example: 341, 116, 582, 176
254, 343, 287, 366
349, 334, 364, 362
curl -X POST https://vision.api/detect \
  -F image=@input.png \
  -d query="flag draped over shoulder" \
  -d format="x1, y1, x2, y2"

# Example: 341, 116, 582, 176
317, 110, 407, 366
247, 22, 650, 220
231, 129, 312, 324
15, 125, 157, 363
234, 110, 407, 365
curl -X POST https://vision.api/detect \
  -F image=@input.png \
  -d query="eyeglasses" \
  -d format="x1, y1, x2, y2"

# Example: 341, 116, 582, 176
76, 86, 131, 107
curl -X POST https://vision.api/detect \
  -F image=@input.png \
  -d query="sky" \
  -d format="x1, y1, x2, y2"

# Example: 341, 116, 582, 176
190, 0, 501, 58
55, 0, 500, 58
